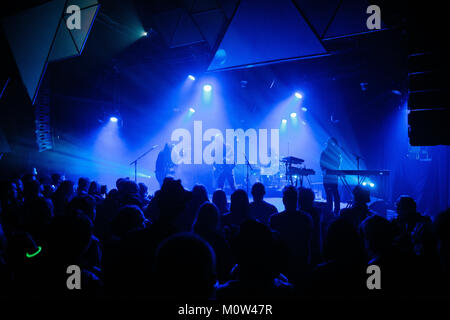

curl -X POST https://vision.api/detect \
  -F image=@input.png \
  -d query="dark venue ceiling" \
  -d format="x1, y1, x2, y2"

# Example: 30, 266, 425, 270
1, 0, 411, 106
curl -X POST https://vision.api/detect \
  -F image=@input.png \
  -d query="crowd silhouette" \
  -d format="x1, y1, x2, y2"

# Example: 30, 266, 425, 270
0, 170, 449, 299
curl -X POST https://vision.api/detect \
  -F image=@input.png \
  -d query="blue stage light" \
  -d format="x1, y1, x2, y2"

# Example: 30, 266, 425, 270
188, 75, 195, 81
142, 31, 148, 37
295, 92, 302, 99
362, 181, 375, 188
302, 107, 307, 112
189, 107, 196, 113
281, 119, 287, 124
290, 112, 297, 118
110, 116, 118, 123
203, 84, 212, 92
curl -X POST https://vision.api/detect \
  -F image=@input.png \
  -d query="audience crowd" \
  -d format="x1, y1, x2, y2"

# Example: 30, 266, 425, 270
0, 171, 449, 299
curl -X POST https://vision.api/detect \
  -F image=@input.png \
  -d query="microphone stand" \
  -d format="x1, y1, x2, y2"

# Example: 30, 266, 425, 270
355, 155, 361, 184
244, 153, 253, 194
340, 144, 363, 185
130, 145, 158, 182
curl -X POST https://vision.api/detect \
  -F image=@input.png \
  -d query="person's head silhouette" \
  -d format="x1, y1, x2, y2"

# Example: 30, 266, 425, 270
46, 212, 93, 264
212, 189, 228, 213
77, 177, 90, 193
112, 205, 147, 238
353, 185, 371, 205
298, 187, 315, 210
194, 202, 220, 234
360, 214, 394, 257
235, 220, 277, 281
230, 189, 249, 217
251, 182, 266, 202
327, 137, 339, 148
192, 184, 209, 204
158, 177, 191, 221
324, 218, 363, 262
153, 233, 216, 299
282, 185, 297, 212
396, 195, 417, 221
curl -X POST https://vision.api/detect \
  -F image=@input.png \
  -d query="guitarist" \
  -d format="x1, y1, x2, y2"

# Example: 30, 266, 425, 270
213, 142, 236, 192
155, 143, 176, 187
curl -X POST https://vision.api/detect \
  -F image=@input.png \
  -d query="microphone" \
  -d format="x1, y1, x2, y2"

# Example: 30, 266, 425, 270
339, 145, 364, 160
351, 153, 364, 160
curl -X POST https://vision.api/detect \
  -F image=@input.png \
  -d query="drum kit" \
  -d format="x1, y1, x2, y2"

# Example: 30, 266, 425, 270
238, 155, 316, 189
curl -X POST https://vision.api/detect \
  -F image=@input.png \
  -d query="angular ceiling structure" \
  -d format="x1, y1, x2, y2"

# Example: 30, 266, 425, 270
1, 0, 99, 104
150, 0, 237, 49
206, 0, 386, 71
208, 0, 327, 71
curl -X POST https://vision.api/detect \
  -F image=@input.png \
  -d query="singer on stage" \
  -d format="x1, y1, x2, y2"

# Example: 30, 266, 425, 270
155, 143, 175, 187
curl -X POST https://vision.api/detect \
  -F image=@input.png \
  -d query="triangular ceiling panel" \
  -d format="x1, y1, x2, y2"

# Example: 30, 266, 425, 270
49, 19, 79, 62
151, 9, 183, 45
1, 0, 67, 103
2, 0, 99, 103
217, 0, 240, 19
293, 0, 342, 38
191, 0, 219, 13
69, 4, 100, 53
208, 0, 326, 71
192, 10, 227, 49
171, 12, 204, 47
